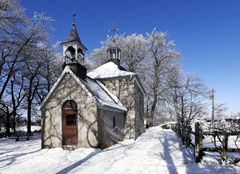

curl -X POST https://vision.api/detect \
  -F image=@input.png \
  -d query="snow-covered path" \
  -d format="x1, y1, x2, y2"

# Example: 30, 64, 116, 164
0, 127, 239, 174
68, 127, 239, 174
69, 127, 189, 174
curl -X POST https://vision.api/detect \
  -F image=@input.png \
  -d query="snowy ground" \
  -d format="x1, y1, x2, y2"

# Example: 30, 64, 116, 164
0, 127, 239, 174
16, 125, 41, 132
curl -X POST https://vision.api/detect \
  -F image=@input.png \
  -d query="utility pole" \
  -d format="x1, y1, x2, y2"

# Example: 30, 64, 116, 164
211, 88, 215, 124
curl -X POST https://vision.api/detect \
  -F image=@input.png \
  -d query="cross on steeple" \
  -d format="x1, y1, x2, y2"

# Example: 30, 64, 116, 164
110, 22, 119, 37
72, 14, 76, 24
111, 22, 117, 35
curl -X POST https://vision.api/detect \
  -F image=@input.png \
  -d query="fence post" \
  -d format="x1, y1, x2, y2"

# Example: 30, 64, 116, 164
223, 134, 229, 160
224, 134, 228, 152
195, 122, 203, 163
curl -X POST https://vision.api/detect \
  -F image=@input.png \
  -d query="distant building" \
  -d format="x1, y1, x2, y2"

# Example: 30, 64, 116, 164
39, 22, 145, 149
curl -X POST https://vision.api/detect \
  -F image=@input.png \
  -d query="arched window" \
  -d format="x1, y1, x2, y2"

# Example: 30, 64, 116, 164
62, 100, 77, 111
65, 46, 76, 60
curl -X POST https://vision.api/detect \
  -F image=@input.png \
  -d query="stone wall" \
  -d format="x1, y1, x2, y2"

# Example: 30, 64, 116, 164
97, 108, 125, 149
134, 80, 145, 137
102, 77, 138, 139
41, 73, 98, 148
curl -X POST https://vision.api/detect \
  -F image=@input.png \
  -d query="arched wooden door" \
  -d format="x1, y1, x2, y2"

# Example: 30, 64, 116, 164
62, 100, 78, 146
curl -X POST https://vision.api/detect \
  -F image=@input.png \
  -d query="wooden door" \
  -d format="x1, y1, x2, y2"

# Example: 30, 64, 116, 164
62, 101, 78, 146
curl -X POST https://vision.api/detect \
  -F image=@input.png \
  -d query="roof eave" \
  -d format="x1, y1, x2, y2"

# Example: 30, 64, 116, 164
39, 66, 94, 110
96, 103, 127, 113
91, 74, 135, 81
60, 40, 88, 51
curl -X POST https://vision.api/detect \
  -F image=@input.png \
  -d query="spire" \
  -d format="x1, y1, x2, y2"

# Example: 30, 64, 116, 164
67, 23, 81, 43
61, 15, 87, 56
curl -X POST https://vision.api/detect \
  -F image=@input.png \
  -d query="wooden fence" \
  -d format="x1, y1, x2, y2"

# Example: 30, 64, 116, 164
193, 122, 240, 163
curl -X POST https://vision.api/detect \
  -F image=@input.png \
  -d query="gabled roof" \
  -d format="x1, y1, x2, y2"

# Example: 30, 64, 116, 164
39, 66, 126, 112
87, 61, 135, 79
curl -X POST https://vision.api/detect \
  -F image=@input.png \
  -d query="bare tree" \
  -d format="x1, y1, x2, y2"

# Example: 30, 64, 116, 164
24, 60, 41, 134
168, 74, 208, 145
35, 46, 62, 104
0, 0, 55, 135
0, 0, 29, 101
9, 76, 26, 132
22, 44, 61, 134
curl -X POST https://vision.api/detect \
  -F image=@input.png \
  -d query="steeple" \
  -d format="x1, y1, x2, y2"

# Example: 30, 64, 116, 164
61, 16, 88, 79
67, 23, 81, 43
107, 23, 121, 66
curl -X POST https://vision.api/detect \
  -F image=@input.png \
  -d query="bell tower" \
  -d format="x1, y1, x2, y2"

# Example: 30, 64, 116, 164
107, 46, 121, 66
61, 15, 88, 79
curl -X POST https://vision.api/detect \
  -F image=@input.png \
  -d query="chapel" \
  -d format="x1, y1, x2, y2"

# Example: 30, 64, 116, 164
39, 21, 145, 149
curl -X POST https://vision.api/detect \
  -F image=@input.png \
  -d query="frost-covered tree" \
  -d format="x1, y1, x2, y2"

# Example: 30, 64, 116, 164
90, 34, 124, 69
214, 103, 228, 121
145, 30, 180, 127
121, 34, 147, 74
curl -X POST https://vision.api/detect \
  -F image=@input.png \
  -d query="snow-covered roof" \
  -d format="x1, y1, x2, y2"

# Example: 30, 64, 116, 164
88, 61, 145, 94
81, 77, 127, 111
39, 66, 126, 112
87, 61, 135, 79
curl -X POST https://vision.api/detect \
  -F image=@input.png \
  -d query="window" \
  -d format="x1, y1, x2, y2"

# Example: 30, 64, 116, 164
66, 114, 76, 126
113, 117, 116, 128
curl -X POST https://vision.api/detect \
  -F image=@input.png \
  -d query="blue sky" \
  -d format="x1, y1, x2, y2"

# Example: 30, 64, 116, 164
20, 0, 240, 115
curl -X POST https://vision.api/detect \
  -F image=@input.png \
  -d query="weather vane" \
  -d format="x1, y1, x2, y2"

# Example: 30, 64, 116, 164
72, 14, 76, 24
110, 22, 119, 37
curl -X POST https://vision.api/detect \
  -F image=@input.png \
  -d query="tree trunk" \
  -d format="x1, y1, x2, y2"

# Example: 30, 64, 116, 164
149, 94, 157, 127
27, 76, 34, 135
6, 113, 10, 137
0, 48, 22, 101
27, 103, 31, 134
148, 63, 159, 127
5, 106, 10, 137
12, 111, 16, 132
